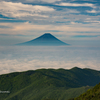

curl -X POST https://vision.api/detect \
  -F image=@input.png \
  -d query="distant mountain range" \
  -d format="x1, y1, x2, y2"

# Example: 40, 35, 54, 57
17, 33, 69, 46
0, 67, 100, 100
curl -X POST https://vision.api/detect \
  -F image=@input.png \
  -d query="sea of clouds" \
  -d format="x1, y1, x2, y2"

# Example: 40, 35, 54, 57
0, 45, 100, 74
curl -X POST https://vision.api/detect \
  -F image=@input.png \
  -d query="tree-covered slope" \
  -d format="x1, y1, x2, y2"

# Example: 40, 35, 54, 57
74, 83, 100, 100
0, 67, 100, 100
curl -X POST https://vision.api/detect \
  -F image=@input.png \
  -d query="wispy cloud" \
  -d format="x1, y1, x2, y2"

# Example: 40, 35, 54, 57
0, 1, 54, 18
87, 9, 97, 13
25, 0, 61, 3
72, 35, 100, 38
2, 0, 61, 3
55, 2, 95, 8
0, 21, 100, 38
86, 9, 100, 14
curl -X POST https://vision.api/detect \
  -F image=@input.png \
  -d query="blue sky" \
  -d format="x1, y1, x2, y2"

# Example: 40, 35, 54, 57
0, 0, 100, 45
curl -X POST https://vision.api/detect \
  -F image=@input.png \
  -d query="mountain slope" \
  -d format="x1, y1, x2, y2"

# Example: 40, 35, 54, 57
74, 83, 100, 100
17, 33, 69, 46
5, 85, 91, 100
0, 67, 100, 100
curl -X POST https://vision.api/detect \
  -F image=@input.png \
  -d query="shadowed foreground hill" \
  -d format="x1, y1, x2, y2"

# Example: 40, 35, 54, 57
73, 83, 100, 100
0, 67, 100, 100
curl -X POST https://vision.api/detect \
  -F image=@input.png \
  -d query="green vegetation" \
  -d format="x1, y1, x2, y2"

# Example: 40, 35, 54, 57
74, 83, 100, 100
0, 67, 100, 100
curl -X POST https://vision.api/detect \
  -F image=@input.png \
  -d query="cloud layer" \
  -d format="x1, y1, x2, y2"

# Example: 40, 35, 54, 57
0, 59, 99, 75
0, 46, 100, 74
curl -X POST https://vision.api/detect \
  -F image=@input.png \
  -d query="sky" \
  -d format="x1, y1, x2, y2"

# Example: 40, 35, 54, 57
0, 0, 100, 45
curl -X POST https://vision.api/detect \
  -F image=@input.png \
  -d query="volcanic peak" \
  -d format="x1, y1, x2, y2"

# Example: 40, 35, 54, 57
17, 33, 69, 46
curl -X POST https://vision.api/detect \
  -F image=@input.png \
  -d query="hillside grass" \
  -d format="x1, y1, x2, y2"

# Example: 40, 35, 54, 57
74, 83, 100, 100
0, 67, 100, 100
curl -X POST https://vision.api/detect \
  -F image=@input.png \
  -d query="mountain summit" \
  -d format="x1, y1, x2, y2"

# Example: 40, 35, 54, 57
17, 33, 69, 46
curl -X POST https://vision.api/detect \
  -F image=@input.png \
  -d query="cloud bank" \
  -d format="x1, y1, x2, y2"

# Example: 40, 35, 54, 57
0, 46, 100, 74
0, 59, 99, 75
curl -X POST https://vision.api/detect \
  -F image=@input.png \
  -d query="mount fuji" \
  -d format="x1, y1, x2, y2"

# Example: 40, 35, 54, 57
17, 33, 69, 46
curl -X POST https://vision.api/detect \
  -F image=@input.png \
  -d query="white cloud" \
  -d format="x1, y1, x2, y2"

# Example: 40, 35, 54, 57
0, 1, 54, 18
0, 45, 99, 75
0, 59, 99, 75
42, 0, 61, 3
12, 22, 100, 33
86, 9, 100, 14
0, 21, 100, 37
87, 9, 97, 13
25, 0, 61, 3
84, 20, 100, 23
56, 3, 95, 8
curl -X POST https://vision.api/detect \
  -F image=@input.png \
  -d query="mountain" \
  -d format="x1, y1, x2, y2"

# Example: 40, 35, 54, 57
17, 33, 69, 46
0, 67, 100, 100
74, 82, 100, 100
